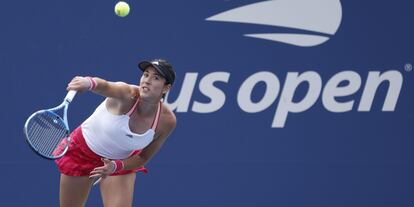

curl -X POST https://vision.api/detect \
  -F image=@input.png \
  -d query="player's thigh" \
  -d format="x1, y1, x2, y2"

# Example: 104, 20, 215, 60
60, 174, 92, 207
100, 173, 136, 207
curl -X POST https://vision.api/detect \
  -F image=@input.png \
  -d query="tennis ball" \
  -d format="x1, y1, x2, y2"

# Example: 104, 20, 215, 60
115, 1, 130, 17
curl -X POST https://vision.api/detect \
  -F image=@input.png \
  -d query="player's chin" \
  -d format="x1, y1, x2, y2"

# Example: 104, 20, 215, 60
141, 92, 160, 100
139, 92, 151, 99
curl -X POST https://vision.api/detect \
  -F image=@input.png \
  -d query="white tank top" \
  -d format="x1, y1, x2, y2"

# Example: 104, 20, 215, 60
81, 98, 162, 159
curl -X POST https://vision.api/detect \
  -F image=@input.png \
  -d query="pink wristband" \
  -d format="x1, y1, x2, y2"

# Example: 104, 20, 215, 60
111, 160, 124, 173
86, 76, 97, 90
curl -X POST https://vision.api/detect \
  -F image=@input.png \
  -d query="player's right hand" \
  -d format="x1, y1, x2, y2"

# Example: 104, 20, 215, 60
67, 76, 92, 92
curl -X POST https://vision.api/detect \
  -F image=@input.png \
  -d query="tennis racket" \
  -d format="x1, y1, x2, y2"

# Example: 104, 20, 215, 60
24, 90, 77, 159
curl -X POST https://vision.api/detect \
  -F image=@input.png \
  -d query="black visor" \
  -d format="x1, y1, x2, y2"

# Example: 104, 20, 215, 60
138, 60, 175, 85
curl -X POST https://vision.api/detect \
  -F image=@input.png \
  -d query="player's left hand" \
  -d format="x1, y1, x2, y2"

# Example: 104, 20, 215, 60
89, 158, 116, 180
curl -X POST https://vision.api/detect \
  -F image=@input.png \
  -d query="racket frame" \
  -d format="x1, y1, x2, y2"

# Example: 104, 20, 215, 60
23, 90, 77, 159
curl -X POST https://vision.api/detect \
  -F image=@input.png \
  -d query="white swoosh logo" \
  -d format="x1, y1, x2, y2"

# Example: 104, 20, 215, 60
206, 0, 342, 47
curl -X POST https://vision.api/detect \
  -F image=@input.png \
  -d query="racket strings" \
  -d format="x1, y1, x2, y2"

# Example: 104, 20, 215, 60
26, 112, 69, 158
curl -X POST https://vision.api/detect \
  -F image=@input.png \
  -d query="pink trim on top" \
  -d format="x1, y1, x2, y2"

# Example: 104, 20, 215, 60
151, 102, 162, 131
126, 98, 162, 131
126, 97, 140, 116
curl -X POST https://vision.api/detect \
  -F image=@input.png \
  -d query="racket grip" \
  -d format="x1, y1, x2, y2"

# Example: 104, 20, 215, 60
93, 177, 102, 186
65, 90, 77, 103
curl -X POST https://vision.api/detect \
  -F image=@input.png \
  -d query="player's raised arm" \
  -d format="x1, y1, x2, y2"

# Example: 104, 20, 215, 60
66, 76, 138, 100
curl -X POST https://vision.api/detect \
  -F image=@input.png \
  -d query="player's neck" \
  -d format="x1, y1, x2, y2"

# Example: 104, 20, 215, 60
136, 98, 158, 116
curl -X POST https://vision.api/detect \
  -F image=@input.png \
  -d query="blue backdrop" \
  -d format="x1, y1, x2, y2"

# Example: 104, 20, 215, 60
1, 0, 413, 206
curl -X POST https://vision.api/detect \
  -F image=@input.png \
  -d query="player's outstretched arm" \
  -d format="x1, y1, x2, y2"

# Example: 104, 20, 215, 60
67, 76, 139, 101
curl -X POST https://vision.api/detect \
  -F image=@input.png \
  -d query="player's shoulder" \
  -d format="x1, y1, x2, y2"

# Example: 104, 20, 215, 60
112, 81, 129, 86
113, 82, 139, 98
160, 103, 176, 129
128, 84, 140, 98
113, 81, 138, 89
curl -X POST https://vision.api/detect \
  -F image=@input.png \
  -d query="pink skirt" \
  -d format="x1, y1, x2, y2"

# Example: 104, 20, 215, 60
54, 127, 148, 176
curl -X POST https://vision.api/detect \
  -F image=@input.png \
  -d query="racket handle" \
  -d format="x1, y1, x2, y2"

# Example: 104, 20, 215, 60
93, 177, 102, 186
65, 90, 77, 103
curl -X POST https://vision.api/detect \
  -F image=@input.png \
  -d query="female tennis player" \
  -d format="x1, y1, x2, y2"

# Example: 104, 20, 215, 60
55, 59, 177, 207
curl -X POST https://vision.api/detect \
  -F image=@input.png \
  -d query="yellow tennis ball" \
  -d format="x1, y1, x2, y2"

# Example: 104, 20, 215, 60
114, 1, 130, 17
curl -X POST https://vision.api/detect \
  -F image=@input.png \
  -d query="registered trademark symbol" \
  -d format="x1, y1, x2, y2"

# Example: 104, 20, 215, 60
404, 63, 412, 72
